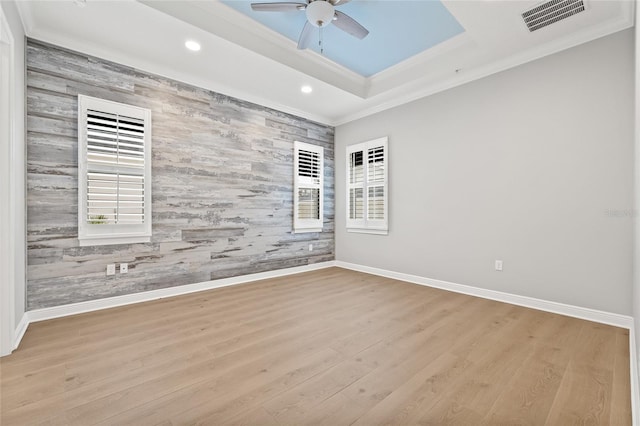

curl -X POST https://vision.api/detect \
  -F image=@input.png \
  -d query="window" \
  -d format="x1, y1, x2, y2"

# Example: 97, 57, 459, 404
347, 137, 388, 234
293, 141, 323, 233
78, 95, 152, 246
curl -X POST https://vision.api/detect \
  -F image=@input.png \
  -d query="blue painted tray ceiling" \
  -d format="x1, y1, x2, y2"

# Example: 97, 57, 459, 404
222, 1, 465, 77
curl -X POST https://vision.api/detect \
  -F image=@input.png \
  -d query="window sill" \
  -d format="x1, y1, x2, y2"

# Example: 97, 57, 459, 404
293, 228, 323, 234
347, 228, 388, 235
78, 235, 151, 247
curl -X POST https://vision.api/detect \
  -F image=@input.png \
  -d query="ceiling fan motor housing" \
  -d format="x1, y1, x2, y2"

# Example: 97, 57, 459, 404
306, 0, 335, 27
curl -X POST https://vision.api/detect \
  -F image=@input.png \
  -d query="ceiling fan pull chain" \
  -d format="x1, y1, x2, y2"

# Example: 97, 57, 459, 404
319, 26, 324, 54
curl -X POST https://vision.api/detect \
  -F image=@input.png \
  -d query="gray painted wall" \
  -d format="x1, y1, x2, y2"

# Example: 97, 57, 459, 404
335, 29, 634, 315
26, 39, 334, 310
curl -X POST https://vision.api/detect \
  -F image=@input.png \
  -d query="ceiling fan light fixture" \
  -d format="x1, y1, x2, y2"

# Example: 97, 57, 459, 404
306, 1, 335, 27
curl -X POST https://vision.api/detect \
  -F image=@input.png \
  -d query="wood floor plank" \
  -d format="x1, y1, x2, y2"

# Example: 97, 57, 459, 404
544, 321, 618, 425
610, 328, 632, 425
346, 350, 465, 426
343, 299, 517, 414
480, 314, 582, 425
222, 406, 280, 426
358, 311, 531, 425
262, 350, 381, 423
544, 361, 613, 425
61, 322, 351, 425
0, 267, 631, 425
95, 344, 346, 425
1, 348, 214, 425
279, 392, 362, 426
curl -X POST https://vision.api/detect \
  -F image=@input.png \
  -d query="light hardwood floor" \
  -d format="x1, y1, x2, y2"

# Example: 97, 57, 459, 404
0, 267, 631, 425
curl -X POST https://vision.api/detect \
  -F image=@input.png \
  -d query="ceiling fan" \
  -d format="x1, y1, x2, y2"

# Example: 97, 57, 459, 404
250, 0, 369, 53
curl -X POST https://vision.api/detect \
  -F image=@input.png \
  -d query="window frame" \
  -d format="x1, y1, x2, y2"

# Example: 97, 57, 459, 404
77, 95, 152, 246
346, 136, 388, 235
293, 141, 324, 233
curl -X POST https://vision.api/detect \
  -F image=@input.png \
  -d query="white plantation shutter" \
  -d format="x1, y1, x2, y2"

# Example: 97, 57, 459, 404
366, 146, 385, 221
346, 137, 388, 234
348, 150, 364, 221
294, 141, 323, 233
78, 95, 152, 246
86, 110, 145, 224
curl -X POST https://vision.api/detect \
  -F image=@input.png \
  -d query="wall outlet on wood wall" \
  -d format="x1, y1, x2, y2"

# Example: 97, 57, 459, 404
106, 264, 116, 276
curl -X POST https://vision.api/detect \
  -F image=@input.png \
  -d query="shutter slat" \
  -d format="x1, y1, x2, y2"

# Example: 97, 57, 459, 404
86, 109, 146, 174
87, 136, 144, 150
86, 169, 145, 225
297, 149, 320, 179
368, 186, 385, 220
367, 146, 385, 183
350, 151, 364, 184
297, 188, 320, 220
349, 188, 364, 220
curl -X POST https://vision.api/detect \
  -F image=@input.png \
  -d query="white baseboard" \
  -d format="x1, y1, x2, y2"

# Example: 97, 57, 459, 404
13, 313, 29, 350
18, 260, 634, 338
335, 261, 634, 329
16, 261, 336, 344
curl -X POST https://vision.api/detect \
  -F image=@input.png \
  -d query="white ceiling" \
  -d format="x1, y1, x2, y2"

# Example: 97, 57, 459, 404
16, 0, 634, 126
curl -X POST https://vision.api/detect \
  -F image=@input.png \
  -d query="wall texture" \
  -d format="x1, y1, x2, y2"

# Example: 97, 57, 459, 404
335, 29, 634, 315
26, 39, 334, 310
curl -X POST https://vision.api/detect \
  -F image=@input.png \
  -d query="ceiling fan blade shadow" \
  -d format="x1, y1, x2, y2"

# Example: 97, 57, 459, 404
297, 21, 314, 49
251, 2, 306, 12
333, 11, 369, 39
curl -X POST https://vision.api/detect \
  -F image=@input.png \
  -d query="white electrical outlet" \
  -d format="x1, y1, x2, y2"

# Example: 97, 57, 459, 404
106, 264, 116, 276
120, 263, 128, 274
495, 260, 503, 271
308, 243, 313, 252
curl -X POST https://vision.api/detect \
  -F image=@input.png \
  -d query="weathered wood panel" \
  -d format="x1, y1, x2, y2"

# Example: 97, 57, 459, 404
26, 39, 335, 310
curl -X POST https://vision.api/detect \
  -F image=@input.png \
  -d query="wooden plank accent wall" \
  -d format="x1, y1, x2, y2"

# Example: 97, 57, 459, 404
25, 39, 335, 310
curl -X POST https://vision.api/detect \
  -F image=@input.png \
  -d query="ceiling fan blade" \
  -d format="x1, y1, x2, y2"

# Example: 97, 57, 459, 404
251, 2, 306, 12
333, 11, 369, 39
329, 0, 350, 5
297, 21, 313, 49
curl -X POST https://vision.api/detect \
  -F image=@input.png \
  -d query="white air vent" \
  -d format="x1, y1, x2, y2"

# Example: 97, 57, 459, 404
522, 0, 585, 32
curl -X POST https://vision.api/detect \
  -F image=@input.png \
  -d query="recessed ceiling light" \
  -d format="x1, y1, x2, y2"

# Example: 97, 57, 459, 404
301, 85, 313, 94
185, 40, 201, 52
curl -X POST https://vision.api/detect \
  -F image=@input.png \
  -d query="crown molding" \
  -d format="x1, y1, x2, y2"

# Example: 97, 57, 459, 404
13, 0, 33, 35
335, 7, 634, 126
14, 0, 634, 127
